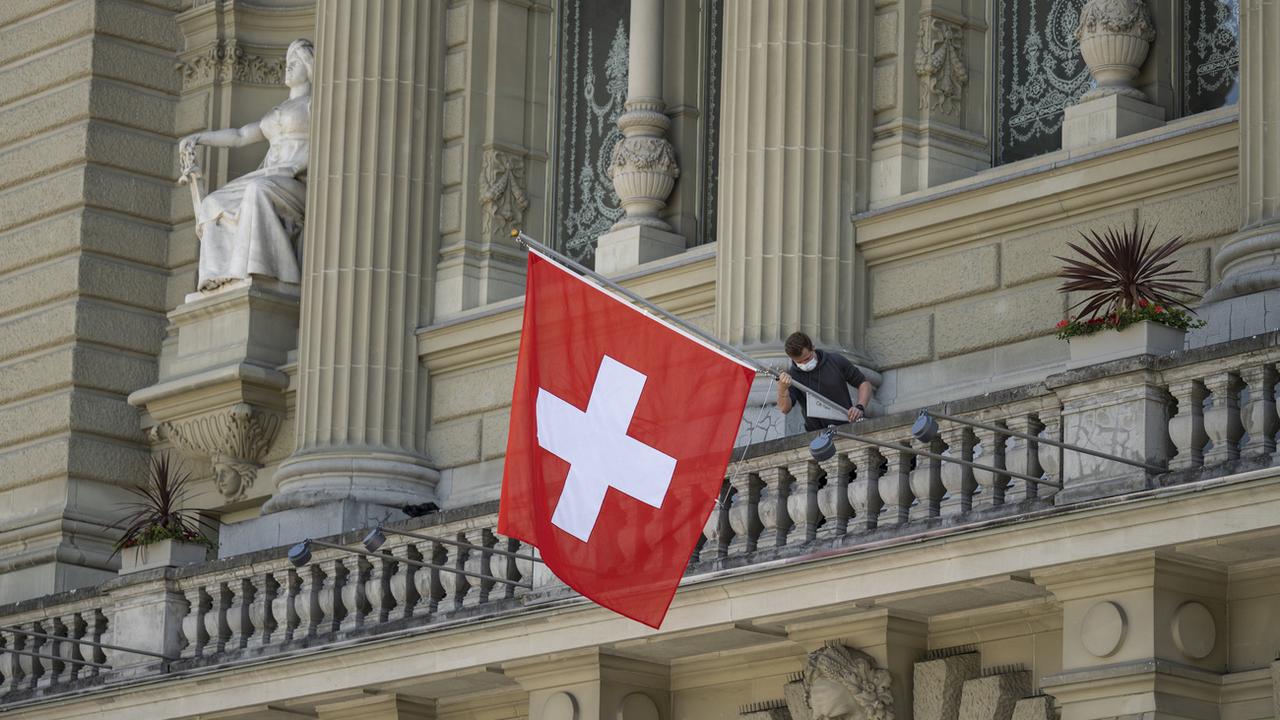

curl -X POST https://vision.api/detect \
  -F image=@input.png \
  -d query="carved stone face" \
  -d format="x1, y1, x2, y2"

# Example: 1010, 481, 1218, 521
285, 52, 308, 88
808, 676, 857, 719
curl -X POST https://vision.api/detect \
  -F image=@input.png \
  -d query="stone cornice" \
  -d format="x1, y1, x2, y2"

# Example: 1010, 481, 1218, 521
855, 109, 1238, 265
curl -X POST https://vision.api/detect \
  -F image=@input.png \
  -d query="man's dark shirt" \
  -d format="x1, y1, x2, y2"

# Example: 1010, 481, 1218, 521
786, 349, 867, 432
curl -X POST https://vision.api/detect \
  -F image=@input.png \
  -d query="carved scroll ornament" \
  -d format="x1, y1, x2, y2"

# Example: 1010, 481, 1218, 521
150, 403, 282, 502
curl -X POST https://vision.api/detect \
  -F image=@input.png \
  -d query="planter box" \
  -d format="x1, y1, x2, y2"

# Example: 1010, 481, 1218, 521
119, 539, 209, 574
1067, 320, 1186, 369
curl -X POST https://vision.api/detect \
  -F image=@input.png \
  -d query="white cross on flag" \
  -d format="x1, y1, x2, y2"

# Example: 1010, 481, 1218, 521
499, 250, 755, 628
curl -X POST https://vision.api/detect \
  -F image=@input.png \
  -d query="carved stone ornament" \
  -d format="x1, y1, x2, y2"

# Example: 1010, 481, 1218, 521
177, 40, 286, 89
915, 15, 968, 116
150, 403, 282, 502
1075, 0, 1156, 101
478, 149, 530, 238
740, 644, 895, 720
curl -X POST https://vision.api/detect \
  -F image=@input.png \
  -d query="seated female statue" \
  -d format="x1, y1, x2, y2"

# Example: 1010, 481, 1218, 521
179, 38, 313, 292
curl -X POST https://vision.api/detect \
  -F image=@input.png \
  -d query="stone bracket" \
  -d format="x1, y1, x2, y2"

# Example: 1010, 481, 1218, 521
151, 403, 283, 502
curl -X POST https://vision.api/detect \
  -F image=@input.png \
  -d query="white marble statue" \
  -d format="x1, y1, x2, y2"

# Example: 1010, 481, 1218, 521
179, 38, 313, 292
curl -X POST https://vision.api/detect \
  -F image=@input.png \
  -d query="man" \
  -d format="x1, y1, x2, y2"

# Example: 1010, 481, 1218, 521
776, 332, 873, 433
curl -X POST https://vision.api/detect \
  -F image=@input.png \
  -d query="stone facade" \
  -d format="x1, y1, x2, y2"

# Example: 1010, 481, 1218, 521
2, 1, 1280, 720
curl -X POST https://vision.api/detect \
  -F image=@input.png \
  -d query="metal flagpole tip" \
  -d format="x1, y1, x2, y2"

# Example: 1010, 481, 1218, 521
809, 428, 838, 462
287, 539, 313, 567
912, 411, 940, 443
362, 527, 387, 552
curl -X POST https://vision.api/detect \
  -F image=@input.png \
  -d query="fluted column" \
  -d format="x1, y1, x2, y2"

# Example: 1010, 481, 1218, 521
1205, 0, 1280, 301
268, 0, 439, 512
715, 0, 871, 351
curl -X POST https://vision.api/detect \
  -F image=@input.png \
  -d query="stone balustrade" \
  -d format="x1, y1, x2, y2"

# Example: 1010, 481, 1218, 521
3, 333, 1278, 707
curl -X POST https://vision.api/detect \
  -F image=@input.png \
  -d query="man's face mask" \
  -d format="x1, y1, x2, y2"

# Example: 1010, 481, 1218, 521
796, 355, 818, 372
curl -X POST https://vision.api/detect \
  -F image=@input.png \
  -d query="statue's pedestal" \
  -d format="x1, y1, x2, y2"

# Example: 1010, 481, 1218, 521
129, 277, 299, 507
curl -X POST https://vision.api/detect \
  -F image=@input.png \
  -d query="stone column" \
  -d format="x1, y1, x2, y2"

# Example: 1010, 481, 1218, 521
266, 0, 440, 515
1205, 0, 1280, 301
715, 0, 870, 353
595, 0, 685, 274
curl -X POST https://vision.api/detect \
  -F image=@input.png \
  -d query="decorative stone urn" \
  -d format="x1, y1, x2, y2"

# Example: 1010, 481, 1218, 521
608, 106, 680, 231
1067, 320, 1186, 369
1075, 0, 1156, 101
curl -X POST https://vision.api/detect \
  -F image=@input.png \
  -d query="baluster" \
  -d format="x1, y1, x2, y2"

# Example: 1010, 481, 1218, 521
880, 444, 914, 526
391, 540, 422, 614
1203, 372, 1243, 464
366, 551, 395, 624
426, 542, 450, 615
461, 530, 491, 607
848, 447, 884, 532
225, 578, 252, 650
1239, 364, 1278, 458
785, 460, 822, 544
0, 631, 13, 695
86, 609, 109, 676
439, 539, 468, 611
57, 613, 85, 684
698, 481, 730, 563
295, 563, 324, 638
21, 621, 45, 690
758, 466, 792, 549
939, 427, 975, 517
726, 472, 761, 556
1037, 411, 1062, 501
315, 559, 345, 634
909, 436, 944, 521
272, 570, 299, 644
339, 556, 370, 632
1167, 380, 1208, 470
971, 424, 1006, 511
204, 583, 231, 655
817, 452, 852, 539
180, 586, 207, 658
505, 537, 534, 599
1004, 415, 1043, 504
248, 573, 277, 649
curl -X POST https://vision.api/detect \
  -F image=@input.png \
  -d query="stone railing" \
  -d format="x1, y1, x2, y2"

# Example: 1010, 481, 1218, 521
3, 333, 1278, 707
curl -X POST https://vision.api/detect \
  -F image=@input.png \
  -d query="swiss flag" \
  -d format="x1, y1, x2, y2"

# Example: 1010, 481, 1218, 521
499, 250, 755, 628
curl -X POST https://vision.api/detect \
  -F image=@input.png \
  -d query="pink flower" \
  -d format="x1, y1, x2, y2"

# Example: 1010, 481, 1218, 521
1056, 319, 1070, 329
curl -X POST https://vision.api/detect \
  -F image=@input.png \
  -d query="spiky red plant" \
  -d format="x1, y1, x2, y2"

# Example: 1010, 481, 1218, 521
1056, 224, 1200, 321
111, 454, 216, 557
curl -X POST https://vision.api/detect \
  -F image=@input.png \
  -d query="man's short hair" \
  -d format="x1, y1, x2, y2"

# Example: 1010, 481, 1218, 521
784, 332, 814, 358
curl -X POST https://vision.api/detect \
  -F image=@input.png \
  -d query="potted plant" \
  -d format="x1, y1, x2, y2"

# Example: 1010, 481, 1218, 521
113, 454, 218, 573
1055, 224, 1205, 368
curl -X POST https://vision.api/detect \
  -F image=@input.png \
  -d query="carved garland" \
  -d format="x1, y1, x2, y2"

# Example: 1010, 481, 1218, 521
177, 41, 286, 89
1076, 0, 1156, 41
479, 149, 530, 238
915, 15, 968, 116
151, 403, 282, 502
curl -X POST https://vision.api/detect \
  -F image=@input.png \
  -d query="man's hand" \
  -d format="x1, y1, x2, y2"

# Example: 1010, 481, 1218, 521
847, 404, 865, 422
778, 371, 792, 392
775, 371, 793, 414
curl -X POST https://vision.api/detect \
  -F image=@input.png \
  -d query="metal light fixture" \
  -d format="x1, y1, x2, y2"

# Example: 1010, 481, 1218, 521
810, 430, 838, 462
362, 527, 387, 552
910, 411, 941, 443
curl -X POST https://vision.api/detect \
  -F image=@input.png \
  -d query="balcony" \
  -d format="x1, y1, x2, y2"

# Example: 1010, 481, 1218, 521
2, 332, 1277, 710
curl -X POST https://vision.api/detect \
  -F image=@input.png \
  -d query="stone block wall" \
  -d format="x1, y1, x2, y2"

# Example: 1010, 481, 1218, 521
0, 0, 182, 604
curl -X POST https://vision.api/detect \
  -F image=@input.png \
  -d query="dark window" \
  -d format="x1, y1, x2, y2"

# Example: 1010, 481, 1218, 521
995, 0, 1092, 166
552, 0, 631, 267
1182, 0, 1240, 116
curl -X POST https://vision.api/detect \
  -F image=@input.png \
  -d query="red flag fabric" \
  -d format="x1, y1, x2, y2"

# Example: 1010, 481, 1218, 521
499, 250, 755, 628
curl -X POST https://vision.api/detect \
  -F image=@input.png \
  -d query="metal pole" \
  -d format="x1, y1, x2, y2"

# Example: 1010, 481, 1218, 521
1, 626, 173, 661
378, 527, 542, 564
511, 231, 848, 419
0, 646, 110, 670
308, 540, 532, 590
925, 410, 1166, 474
831, 430, 1062, 489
